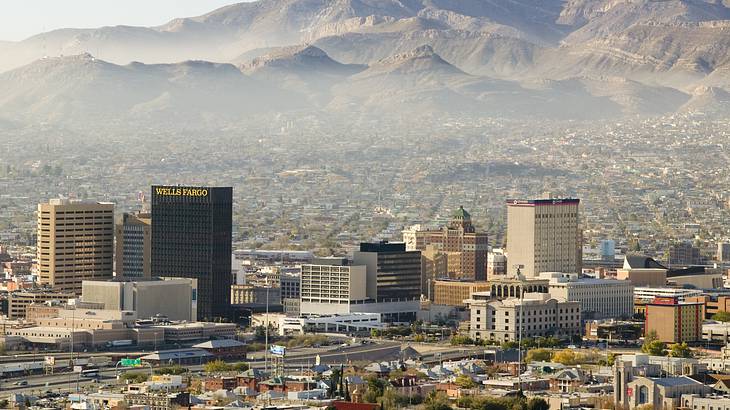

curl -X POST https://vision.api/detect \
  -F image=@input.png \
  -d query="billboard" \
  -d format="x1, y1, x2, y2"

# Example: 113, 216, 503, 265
270, 345, 286, 357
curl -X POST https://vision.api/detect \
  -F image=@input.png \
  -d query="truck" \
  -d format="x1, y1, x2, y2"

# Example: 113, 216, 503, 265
106, 340, 133, 348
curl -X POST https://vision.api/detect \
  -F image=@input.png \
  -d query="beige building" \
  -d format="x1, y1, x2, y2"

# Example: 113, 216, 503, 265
544, 272, 634, 320
433, 280, 490, 307
7, 289, 75, 319
506, 198, 581, 277
467, 292, 581, 342
681, 395, 730, 410
421, 244, 447, 299
300, 258, 367, 316
37, 199, 114, 294
645, 298, 703, 343
156, 322, 236, 342
115, 212, 151, 279
82, 278, 197, 321
623, 376, 710, 409
231, 284, 281, 306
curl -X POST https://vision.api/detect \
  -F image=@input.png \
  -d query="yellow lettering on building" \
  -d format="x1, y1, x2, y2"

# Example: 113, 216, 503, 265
155, 187, 209, 197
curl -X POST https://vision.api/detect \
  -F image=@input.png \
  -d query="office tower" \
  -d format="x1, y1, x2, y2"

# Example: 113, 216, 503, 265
669, 241, 704, 266
115, 212, 151, 279
718, 242, 730, 262
37, 199, 114, 294
353, 241, 421, 322
300, 257, 367, 316
151, 186, 232, 321
506, 198, 581, 277
645, 297, 703, 343
599, 239, 616, 262
405, 207, 488, 281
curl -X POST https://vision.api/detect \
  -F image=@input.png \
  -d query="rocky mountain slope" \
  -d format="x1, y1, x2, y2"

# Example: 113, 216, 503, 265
1, 0, 728, 125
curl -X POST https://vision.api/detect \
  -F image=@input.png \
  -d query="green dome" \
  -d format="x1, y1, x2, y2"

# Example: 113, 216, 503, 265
452, 206, 470, 219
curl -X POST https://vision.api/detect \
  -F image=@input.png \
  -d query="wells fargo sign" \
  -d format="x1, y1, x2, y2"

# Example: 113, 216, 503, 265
154, 187, 209, 197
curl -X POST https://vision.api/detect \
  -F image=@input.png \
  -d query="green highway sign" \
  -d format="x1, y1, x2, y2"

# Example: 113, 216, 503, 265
121, 358, 141, 367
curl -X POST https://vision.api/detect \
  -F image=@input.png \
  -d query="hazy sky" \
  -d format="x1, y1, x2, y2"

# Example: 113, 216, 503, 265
0, 0, 246, 41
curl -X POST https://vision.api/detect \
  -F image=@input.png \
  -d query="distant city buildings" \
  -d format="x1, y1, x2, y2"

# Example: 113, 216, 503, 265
506, 198, 581, 277
544, 272, 634, 321
37, 199, 114, 294
151, 186, 232, 321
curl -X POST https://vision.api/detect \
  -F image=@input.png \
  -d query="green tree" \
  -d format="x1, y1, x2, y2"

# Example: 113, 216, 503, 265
154, 365, 187, 375
713, 311, 730, 322
526, 398, 550, 410
454, 374, 476, 389
642, 331, 667, 356
424, 391, 452, 410
204, 359, 233, 373
364, 377, 387, 403
120, 372, 148, 383
669, 342, 693, 358
525, 348, 552, 363
450, 335, 474, 345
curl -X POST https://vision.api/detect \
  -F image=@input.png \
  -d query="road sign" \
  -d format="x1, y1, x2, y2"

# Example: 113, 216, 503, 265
73, 366, 83, 373
44, 356, 56, 366
121, 358, 141, 367
270, 345, 286, 357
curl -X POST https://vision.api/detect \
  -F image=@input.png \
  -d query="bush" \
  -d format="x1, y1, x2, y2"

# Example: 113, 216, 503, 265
525, 348, 552, 363
450, 335, 474, 345
120, 372, 148, 383
154, 365, 187, 375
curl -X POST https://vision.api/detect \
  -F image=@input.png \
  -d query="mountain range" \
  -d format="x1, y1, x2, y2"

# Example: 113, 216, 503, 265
3, 0, 730, 126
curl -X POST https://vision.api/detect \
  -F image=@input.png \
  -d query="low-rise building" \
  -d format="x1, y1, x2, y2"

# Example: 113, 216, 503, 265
7, 289, 74, 319
156, 322, 236, 342
544, 272, 634, 320
645, 297, 703, 343
680, 394, 730, 410
467, 292, 581, 342
432, 280, 490, 307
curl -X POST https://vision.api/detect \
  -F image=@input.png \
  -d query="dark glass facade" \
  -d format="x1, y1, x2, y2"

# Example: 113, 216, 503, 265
151, 186, 232, 320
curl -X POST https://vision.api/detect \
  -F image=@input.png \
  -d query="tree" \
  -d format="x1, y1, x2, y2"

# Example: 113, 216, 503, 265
713, 311, 730, 322
669, 342, 693, 358
552, 349, 579, 365
526, 398, 550, 410
424, 391, 452, 410
329, 368, 342, 398
525, 348, 552, 363
642, 331, 667, 356
454, 374, 476, 389
154, 365, 187, 375
120, 372, 148, 383
204, 359, 233, 373
450, 335, 474, 345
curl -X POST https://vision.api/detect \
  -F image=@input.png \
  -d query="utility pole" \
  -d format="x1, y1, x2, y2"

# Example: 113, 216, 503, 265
513, 264, 524, 394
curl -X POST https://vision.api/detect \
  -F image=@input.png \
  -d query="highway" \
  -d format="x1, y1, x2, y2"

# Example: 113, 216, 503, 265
0, 341, 403, 396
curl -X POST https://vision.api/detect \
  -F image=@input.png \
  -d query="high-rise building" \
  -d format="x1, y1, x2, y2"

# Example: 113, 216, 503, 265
37, 199, 114, 294
353, 241, 421, 322
718, 241, 730, 262
406, 207, 488, 281
151, 186, 232, 321
300, 257, 368, 316
115, 212, 151, 279
506, 198, 581, 277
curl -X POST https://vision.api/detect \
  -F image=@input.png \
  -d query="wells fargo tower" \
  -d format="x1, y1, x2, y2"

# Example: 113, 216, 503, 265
151, 186, 232, 321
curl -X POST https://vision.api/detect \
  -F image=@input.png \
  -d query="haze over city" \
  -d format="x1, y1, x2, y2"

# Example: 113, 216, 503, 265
1, 1, 730, 410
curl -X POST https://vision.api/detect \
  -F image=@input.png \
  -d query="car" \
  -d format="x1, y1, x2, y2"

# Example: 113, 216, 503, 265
14, 380, 28, 386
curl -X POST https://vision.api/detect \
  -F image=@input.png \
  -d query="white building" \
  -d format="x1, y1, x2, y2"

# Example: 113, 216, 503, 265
543, 272, 634, 320
634, 287, 703, 302
467, 292, 581, 342
300, 258, 367, 316
278, 313, 384, 335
